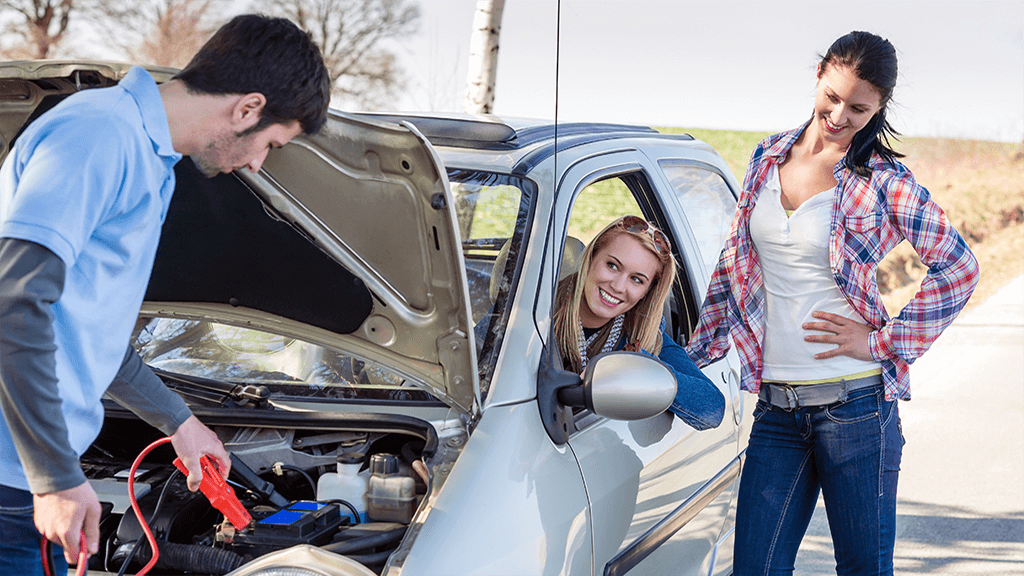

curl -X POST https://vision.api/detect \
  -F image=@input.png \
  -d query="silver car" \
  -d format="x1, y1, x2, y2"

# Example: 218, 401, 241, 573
0, 61, 748, 576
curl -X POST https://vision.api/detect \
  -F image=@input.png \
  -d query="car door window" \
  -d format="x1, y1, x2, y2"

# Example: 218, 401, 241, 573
565, 175, 643, 248
563, 171, 700, 345
561, 170, 696, 415
658, 162, 737, 291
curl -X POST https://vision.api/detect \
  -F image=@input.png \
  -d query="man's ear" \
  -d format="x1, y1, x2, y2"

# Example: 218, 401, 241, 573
233, 92, 267, 132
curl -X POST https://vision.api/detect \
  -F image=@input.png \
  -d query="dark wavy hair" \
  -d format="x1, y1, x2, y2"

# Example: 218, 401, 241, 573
174, 14, 331, 135
820, 31, 905, 177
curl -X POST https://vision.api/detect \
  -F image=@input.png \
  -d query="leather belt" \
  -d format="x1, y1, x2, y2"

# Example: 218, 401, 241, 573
758, 374, 882, 411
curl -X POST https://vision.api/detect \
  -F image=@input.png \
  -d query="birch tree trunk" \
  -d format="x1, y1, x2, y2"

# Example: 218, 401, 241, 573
464, 0, 505, 114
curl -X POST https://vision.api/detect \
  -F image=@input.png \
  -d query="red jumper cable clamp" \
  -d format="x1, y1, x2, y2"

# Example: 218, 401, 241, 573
173, 455, 252, 530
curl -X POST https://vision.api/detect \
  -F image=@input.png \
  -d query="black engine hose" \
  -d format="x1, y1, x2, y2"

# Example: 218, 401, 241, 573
323, 498, 362, 524
346, 549, 393, 567
274, 463, 317, 500
324, 526, 407, 555
133, 540, 245, 576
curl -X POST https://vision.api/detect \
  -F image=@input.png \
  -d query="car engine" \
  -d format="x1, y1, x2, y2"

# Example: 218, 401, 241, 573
81, 407, 432, 575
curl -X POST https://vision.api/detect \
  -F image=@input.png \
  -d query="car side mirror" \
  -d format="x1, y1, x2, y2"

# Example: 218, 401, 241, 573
558, 352, 676, 420
538, 345, 676, 445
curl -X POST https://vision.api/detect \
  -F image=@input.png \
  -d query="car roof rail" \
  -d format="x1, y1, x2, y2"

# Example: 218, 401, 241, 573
352, 112, 661, 151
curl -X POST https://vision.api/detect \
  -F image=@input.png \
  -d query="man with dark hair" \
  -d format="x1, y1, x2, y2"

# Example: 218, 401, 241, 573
175, 14, 331, 137
0, 14, 330, 573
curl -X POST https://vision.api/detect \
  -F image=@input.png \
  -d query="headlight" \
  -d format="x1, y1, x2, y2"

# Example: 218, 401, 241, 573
247, 565, 327, 569
228, 545, 377, 576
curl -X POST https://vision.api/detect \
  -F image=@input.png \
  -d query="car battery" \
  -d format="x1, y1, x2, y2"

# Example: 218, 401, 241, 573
227, 501, 345, 558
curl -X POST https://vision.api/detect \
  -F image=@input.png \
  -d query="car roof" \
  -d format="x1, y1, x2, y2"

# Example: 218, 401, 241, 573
351, 111, 696, 175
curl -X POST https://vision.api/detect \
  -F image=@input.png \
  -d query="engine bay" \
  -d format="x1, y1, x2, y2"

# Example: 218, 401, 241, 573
81, 405, 437, 575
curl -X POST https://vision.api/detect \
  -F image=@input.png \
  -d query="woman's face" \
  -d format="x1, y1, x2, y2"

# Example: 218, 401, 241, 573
579, 233, 662, 329
813, 64, 883, 147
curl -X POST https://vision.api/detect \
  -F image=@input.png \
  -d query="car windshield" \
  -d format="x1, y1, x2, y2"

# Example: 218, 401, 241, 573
131, 169, 532, 402
448, 169, 533, 394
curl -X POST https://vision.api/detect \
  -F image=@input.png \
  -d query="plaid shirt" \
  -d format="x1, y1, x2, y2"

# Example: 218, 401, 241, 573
685, 124, 979, 400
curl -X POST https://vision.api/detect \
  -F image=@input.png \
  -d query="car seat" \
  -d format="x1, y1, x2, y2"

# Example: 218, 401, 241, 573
487, 235, 585, 305
487, 234, 585, 305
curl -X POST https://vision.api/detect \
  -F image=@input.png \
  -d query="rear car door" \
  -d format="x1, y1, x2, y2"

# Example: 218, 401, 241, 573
651, 154, 747, 574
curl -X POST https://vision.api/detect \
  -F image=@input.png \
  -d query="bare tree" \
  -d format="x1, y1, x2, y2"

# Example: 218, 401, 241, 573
464, 0, 504, 114
420, 38, 462, 112
254, 0, 420, 110
0, 0, 76, 59
88, 0, 226, 68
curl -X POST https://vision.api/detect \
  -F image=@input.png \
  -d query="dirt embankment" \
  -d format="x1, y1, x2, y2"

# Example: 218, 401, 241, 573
878, 139, 1024, 315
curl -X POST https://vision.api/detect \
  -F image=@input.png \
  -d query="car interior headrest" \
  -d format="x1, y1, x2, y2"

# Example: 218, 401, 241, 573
558, 236, 586, 282
488, 239, 513, 304
487, 235, 586, 306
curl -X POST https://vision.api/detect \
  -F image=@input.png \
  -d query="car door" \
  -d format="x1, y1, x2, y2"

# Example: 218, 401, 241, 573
651, 154, 747, 575
540, 147, 741, 576
653, 158, 745, 436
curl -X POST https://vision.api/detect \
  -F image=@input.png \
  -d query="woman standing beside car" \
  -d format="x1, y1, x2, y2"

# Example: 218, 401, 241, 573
685, 31, 979, 574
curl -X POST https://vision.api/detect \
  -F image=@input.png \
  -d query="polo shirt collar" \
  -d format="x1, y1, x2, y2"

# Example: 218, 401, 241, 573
120, 67, 181, 162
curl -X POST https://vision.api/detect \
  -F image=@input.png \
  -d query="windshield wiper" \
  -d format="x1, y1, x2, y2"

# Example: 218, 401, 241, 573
152, 367, 271, 409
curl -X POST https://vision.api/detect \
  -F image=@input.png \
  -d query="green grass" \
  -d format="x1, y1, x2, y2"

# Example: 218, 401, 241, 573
566, 178, 639, 245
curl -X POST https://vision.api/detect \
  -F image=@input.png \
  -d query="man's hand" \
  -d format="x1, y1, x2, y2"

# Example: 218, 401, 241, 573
170, 415, 231, 491
803, 311, 874, 361
33, 482, 100, 564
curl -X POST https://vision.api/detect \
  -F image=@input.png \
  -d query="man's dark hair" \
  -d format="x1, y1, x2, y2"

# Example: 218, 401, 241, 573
175, 14, 331, 135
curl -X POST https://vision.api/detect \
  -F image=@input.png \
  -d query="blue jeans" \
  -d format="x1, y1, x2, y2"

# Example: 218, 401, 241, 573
733, 385, 904, 575
0, 484, 68, 576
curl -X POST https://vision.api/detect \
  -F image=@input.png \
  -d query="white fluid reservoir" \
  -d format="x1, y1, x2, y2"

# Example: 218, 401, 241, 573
316, 451, 369, 523
367, 453, 416, 523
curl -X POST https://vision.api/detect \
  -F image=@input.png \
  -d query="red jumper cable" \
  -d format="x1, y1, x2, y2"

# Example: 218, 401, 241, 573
125, 436, 174, 576
40, 437, 248, 576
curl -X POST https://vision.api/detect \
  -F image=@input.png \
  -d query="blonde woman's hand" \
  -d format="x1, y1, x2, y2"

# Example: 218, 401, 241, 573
802, 311, 873, 361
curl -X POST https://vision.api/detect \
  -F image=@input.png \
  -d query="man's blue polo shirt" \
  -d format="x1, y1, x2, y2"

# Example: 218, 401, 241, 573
0, 67, 181, 490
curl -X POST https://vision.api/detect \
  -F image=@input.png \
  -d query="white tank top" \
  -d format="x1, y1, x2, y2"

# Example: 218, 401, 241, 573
749, 164, 880, 381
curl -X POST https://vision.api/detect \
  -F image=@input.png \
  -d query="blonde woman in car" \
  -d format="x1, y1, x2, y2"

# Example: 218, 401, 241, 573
552, 215, 724, 431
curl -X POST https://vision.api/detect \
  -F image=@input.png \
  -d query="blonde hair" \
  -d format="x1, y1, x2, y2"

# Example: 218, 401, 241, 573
552, 217, 676, 372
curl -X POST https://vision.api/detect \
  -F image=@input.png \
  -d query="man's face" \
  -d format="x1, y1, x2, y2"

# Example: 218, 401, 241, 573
192, 120, 303, 178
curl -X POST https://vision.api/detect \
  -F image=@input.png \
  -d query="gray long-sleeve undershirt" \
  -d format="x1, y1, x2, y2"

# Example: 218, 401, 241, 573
0, 238, 192, 494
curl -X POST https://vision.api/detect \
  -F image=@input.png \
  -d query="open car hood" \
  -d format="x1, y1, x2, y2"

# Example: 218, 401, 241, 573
234, 112, 478, 416
0, 60, 479, 418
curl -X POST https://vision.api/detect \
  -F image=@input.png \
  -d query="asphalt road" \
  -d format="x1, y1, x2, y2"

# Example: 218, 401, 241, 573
794, 274, 1024, 574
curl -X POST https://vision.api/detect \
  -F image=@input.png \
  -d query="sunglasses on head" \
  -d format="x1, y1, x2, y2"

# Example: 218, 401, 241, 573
618, 215, 670, 255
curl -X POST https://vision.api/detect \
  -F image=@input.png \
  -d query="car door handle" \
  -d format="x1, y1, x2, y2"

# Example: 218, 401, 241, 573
728, 368, 742, 425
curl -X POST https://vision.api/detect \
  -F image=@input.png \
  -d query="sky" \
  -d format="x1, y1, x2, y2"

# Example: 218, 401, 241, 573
383, 0, 1024, 143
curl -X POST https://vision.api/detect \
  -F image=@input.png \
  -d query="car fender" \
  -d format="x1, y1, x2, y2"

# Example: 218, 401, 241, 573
394, 402, 591, 575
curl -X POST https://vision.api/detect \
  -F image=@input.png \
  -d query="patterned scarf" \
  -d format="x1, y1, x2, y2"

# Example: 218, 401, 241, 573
578, 314, 625, 369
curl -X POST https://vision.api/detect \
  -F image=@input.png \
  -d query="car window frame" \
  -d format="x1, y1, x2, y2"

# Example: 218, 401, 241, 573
541, 152, 705, 435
